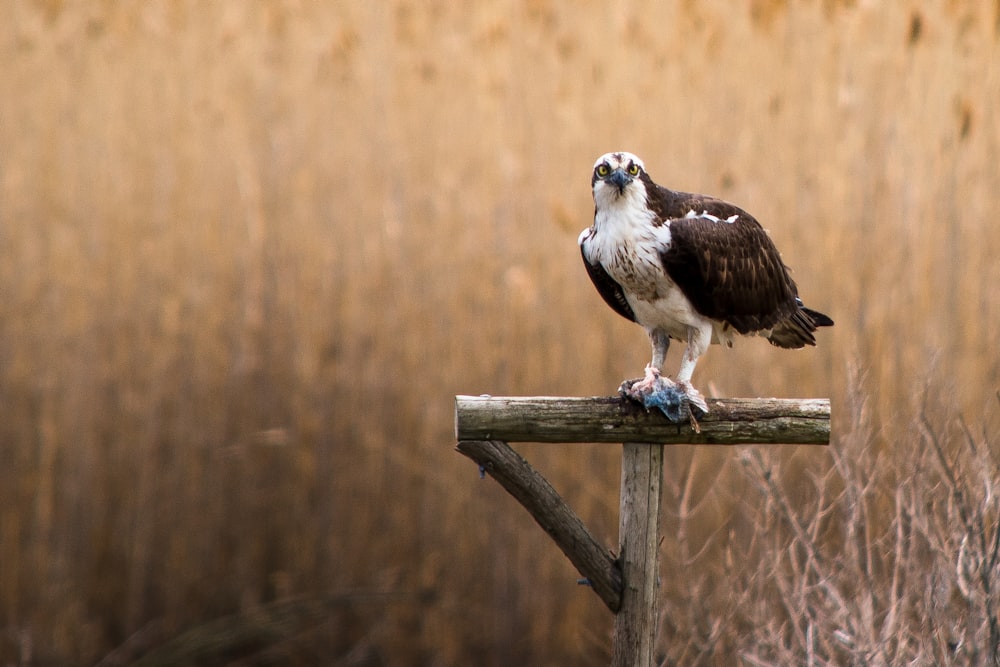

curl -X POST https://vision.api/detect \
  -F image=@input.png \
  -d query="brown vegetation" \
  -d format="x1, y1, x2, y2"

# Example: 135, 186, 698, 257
1, 1, 998, 665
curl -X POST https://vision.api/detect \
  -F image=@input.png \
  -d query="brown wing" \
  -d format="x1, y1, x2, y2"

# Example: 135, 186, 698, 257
658, 205, 800, 335
641, 176, 831, 346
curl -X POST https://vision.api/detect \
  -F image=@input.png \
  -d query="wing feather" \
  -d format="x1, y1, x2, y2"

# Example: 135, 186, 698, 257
579, 232, 636, 323
654, 197, 799, 334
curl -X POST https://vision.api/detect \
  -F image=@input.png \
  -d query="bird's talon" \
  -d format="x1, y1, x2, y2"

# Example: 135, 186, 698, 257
678, 382, 709, 417
619, 373, 709, 426
688, 411, 701, 434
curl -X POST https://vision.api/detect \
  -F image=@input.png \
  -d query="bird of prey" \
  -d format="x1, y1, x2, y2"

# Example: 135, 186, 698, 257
578, 151, 833, 423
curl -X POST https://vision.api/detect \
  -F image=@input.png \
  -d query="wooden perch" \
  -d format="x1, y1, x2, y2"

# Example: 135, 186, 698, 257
454, 394, 831, 666
456, 395, 830, 445
456, 439, 623, 612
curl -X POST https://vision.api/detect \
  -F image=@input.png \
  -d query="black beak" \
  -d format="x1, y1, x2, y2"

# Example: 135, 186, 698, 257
608, 168, 632, 192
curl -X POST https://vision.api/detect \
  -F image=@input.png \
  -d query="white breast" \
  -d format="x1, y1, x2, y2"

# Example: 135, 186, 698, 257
583, 203, 724, 343
589, 206, 669, 300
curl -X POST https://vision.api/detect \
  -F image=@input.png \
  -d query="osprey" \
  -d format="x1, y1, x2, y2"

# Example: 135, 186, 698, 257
579, 151, 833, 422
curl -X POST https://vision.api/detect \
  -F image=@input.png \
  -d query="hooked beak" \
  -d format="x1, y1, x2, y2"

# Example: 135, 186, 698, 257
607, 168, 632, 193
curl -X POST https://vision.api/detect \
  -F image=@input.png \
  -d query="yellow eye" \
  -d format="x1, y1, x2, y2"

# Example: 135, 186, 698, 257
596, 164, 610, 177
627, 163, 640, 176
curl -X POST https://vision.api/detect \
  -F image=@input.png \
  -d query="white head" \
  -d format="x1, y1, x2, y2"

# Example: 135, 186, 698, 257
591, 151, 649, 210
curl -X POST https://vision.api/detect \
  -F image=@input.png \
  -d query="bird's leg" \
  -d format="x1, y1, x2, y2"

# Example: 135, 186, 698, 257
650, 329, 670, 373
675, 327, 710, 416
619, 329, 690, 423
619, 329, 671, 396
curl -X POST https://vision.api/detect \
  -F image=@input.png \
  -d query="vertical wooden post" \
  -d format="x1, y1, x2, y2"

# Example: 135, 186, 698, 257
611, 442, 664, 667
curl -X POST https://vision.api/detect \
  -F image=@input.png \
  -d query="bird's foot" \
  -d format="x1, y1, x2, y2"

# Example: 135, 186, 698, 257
619, 365, 708, 424
677, 381, 709, 417
618, 364, 666, 399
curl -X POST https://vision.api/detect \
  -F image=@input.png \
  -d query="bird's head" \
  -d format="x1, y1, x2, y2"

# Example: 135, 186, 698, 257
591, 151, 648, 208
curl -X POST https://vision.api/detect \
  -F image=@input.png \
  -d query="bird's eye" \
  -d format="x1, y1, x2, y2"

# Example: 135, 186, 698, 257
627, 163, 640, 176
596, 164, 610, 177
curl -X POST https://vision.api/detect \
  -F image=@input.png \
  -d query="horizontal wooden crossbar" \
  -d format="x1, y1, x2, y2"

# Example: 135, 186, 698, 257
455, 395, 830, 445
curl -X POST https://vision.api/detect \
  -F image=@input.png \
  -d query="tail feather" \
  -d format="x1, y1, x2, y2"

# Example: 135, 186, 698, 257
802, 306, 834, 328
767, 305, 834, 349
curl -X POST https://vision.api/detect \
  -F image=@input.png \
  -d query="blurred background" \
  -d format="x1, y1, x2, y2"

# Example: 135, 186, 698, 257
2, 1, 999, 665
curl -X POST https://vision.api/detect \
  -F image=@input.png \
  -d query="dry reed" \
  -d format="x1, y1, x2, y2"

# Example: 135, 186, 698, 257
1, 2, 999, 665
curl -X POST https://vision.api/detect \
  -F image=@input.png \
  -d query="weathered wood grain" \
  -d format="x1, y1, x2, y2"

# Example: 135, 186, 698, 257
611, 443, 664, 667
456, 395, 830, 445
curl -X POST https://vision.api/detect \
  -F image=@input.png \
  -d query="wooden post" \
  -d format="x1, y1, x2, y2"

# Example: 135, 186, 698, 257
612, 442, 664, 667
455, 395, 830, 666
